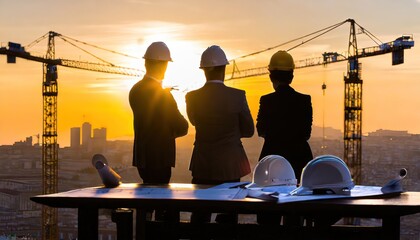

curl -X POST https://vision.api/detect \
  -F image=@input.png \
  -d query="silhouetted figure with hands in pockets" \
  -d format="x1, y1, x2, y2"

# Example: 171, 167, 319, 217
186, 45, 254, 226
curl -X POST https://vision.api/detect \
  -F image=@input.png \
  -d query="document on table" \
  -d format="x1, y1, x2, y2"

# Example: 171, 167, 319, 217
245, 185, 403, 203
41, 184, 248, 200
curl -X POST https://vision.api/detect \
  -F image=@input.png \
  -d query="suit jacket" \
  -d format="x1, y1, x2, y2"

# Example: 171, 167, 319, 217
129, 76, 188, 168
256, 85, 313, 179
186, 81, 254, 181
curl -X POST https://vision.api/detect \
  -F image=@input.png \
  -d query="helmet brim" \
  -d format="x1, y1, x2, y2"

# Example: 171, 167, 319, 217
244, 182, 262, 189
289, 186, 311, 196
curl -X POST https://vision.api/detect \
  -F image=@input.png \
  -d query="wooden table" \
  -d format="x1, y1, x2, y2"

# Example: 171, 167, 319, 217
31, 183, 420, 240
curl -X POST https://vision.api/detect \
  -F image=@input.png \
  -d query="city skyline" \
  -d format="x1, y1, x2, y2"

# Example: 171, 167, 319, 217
1, 124, 418, 238
4, 123, 415, 148
1, 0, 420, 146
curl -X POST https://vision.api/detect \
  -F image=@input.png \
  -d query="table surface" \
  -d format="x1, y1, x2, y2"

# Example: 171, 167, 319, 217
31, 183, 420, 218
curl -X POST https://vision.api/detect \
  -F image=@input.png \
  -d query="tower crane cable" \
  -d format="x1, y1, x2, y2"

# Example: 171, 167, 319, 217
227, 19, 392, 80
58, 32, 142, 60
354, 22, 383, 46
228, 19, 383, 65
228, 19, 348, 62
26, 31, 142, 67
25, 32, 50, 49
286, 20, 348, 51
57, 35, 116, 66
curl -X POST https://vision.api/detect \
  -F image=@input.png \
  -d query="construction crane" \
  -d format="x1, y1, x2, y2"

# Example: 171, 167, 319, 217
0, 31, 142, 240
227, 19, 414, 184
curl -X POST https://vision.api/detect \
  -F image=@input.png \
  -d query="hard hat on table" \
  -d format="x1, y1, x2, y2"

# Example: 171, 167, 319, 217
290, 155, 355, 196
249, 155, 297, 188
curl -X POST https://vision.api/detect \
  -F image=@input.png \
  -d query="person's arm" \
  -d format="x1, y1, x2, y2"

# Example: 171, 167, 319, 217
167, 91, 188, 138
256, 97, 266, 138
239, 92, 254, 138
185, 92, 196, 126
303, 95, 313, 141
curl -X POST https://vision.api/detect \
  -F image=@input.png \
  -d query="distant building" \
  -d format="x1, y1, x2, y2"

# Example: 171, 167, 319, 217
81, 122, 92, 152
368, 129, 409, 137
82, 122, 92, 146
13, 136, 33, 147
92, 128, 107, 153
70, 127, 81, 149
93, 128, 106, 141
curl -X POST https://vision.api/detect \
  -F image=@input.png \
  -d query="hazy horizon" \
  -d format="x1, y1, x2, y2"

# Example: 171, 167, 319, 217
1, 0, 420, 146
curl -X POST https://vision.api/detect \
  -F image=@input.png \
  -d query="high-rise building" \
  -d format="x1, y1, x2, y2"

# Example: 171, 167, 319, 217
92, 127, 107, 152
81, 122, 92, 147
93, 128, 107, 141
70, 127, 80, 149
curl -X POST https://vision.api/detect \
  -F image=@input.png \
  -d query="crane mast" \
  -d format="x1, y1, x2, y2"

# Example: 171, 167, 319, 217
344, 20, 362, 184
42, 31, 59, 240
0, 31, 142, 240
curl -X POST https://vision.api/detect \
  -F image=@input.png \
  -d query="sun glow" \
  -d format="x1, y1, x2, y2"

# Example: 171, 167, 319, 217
140, 27, 206, 93
163, 40, 206, 114
164, 40, 205, 92
116, 22, 208, 113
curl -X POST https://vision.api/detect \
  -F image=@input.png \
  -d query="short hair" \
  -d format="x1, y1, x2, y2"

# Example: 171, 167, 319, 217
203, 65, 225, 74
203, 65, 226, 80
269, 70, 294, 84
145, 59, 167, 71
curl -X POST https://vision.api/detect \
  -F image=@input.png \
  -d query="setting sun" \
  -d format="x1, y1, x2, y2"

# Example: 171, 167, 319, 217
117, 23, 210, 115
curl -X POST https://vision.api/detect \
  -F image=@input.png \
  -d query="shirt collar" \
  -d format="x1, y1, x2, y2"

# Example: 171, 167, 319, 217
205, 80, 224, 85
144, 74, 163, 85
275, 84, 293, 92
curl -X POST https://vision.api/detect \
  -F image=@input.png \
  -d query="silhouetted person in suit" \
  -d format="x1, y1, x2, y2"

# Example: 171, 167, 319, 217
129, 42, 188, 222
186, 45, 254, 224
256, 50, 313, 225
257, 50, 313, 180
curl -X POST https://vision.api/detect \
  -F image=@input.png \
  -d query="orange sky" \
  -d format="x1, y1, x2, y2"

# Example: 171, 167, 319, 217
1, 0, 420, 146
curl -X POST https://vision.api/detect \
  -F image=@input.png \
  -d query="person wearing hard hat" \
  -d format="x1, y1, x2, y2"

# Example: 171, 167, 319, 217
129, 42, 188, 221
185, 45, 254, 224
256, 50, 313, 226
257, 50, 313, 180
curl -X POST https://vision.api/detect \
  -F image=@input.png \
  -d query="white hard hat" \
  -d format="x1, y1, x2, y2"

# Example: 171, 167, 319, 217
249, 155, 297, 188
200, 45, 229, 68
290, 155, 355, 196
143, 41, 172, 62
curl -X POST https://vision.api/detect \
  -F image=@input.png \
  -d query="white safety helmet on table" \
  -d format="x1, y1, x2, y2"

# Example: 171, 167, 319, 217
248, 155, 297, 188
290, 155, 355, 196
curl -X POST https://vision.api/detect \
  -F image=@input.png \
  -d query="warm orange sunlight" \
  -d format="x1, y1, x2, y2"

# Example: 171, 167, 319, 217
116, 23, 208, 116
1, 2, 420, 239
1, 2, 420, 147
56, 23, 211, 146
164, 40, 206, 116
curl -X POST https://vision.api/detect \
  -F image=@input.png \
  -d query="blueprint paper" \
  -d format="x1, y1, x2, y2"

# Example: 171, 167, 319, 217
40, 184, 248, 200
276, 185, 402, 203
